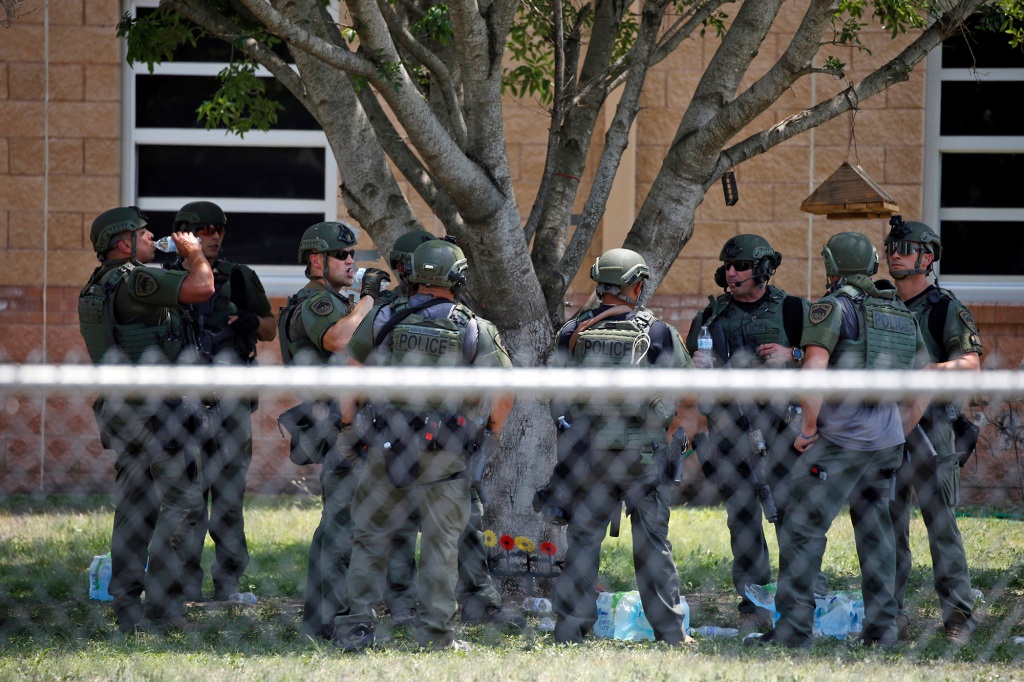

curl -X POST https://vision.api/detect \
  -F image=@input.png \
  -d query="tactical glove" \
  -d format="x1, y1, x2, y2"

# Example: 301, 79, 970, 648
359, 268, 392, 302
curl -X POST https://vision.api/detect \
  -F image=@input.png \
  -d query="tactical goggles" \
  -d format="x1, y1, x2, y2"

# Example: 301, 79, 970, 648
328, 249, 356, 260
885, 241, 923, 257
725, 260, 755, 271
196, 224, 226, 236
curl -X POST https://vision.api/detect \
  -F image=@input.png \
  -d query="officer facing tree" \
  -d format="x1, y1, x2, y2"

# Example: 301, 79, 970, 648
277, 220, 389, 639
334, 239, 514, 651
548, 248, 693, 647
78, 206, 215, 633
684, 234, 809, 635
884, 217, 982, 645
758, 232, 928, 649
168, 201, 276, 603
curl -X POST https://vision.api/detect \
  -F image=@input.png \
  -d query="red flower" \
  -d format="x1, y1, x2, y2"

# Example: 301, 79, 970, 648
499, 534, 515, 551
540, 542, 557, 556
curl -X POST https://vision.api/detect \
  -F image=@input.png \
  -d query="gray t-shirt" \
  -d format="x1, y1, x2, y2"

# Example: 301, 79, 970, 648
811, 296, 906, 451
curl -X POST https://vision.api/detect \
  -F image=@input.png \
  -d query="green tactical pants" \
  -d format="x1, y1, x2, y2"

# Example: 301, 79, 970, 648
183, 397, 252, 601
552, 468, 687, 645
891, 417, 975, 629
457, 486, 502, 613
774, 438, 903, 646
106, 403, 203, 628
336, 447, 470, 648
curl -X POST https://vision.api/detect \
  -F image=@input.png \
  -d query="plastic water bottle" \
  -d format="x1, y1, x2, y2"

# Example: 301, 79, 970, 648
523, 597, 552, 613
691, 625, 739, 638
228, 592, 258, 605
154, 236, 177, 253
88, 553, 113, 601
697, 325, 714, 368
680, 595, 690, 633
539, 616, 555, 631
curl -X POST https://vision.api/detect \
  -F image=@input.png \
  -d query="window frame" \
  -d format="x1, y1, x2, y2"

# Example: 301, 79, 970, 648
120, 0, 338, 296
923, 44, 1024, 302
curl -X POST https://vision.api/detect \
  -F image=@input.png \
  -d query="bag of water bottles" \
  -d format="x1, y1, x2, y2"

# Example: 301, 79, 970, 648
594, 591, 689, 641
745, 583, 863, 639
88, 553, 113, 601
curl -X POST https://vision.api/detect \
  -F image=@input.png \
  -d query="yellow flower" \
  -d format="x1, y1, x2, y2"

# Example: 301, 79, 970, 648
514, 536, 536, 553
483, 530, 497, 548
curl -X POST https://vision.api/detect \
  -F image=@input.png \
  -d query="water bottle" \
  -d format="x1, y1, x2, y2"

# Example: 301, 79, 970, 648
88, 553, 113, 601
691, 625, 739, 638
697, 325, 714, 368
538, 616, 555, 631
523, 597, 552, 613
154, 236, 177, 253
228, 592, 258, 605
679, 595, 690, 633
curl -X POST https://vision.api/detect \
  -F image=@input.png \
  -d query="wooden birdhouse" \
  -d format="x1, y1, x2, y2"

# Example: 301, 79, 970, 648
800, 162, 899, 220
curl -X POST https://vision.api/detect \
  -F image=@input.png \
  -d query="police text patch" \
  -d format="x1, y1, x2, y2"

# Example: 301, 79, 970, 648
310, 297, 335, 316
133, 271, 158, 297
959, 309, 978, 334
808, 302, 833, 325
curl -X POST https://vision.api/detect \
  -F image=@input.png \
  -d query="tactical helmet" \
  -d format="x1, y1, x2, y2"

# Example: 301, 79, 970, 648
408, 240, 468, 290
390, 230, 436, 269
590, 248, 650, 287
822, 232, 879, 279
173, 201, 227, 232
715, 234, 782, 289
885, 215, 941, 277
90, 206, 148, 254
297, 221, 358, 264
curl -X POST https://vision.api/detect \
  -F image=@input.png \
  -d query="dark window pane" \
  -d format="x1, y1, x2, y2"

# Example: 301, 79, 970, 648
942, 27, 1024, 68
138, 146, 325, 199
136, 8, 293, 63
145, 210, 324, 266
940, 221, 1024, 276
136, 75, 319, 130
940, 154, 1024, 208
940, 81, 1024, 136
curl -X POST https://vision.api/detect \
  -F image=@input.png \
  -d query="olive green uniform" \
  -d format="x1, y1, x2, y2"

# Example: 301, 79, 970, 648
169, 258, 271, 601
773, 275, 927, 646
279, 282, 367, 637
891, 286, 981, 631
79, 259, 204, 630
336, 294, 513, 648
685, 287, 808, 617
551, 305, 692, 645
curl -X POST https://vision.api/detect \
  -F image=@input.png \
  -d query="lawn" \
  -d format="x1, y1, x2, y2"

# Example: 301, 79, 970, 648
1, 494, 1022, 681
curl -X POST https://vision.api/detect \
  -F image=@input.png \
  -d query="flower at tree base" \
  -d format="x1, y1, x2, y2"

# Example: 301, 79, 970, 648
499, 534, 515, 551
483, 530, 497, 548
515, 536, 537, 553
540, 542, 557, 556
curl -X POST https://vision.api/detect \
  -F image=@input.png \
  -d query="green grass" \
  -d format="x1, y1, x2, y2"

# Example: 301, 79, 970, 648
1, 495, 1023, 680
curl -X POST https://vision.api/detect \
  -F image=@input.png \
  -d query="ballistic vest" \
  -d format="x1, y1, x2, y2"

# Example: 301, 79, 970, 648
830, 275, 918, 371
388, 299, 478, 368
278, 284, 353, 365
78, 261, 187, 364
701, 287, 796, 368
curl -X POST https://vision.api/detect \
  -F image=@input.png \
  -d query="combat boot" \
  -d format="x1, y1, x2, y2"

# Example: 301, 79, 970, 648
333, 622, 375, 651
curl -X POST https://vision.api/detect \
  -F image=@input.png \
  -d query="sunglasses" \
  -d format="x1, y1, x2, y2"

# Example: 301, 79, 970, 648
196, 224, 226, 236
725, 260, 755, 271
885, 241, 923, 257
329, 249, 356, 261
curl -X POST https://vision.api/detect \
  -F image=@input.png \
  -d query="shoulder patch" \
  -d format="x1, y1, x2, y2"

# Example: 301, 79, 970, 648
133, 270, 158, 297
808, 302, 833, 325
959, 309, 978, 334
310, 296, 335, 316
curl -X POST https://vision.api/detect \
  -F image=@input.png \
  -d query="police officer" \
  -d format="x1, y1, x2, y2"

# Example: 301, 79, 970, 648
78, 206, 215, 633
759, 232, 927, 648
685, 234, 809, 635
333, 239, 514, 651
168, 201, 277, 603
548, 248, 692, 646
278, 220, 388, 639
884, 217, 981, 644
385, 230, 522, 627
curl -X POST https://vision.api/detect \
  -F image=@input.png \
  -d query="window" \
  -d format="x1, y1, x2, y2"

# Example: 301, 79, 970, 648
924, 23, 1024, 301
122, 1, 339, 294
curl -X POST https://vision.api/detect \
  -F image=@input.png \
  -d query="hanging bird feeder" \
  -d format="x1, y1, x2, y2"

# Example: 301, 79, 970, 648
800, 161, 900, 221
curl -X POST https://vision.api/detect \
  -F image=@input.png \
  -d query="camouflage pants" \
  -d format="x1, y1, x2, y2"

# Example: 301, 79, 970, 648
336, 447, 470, 647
